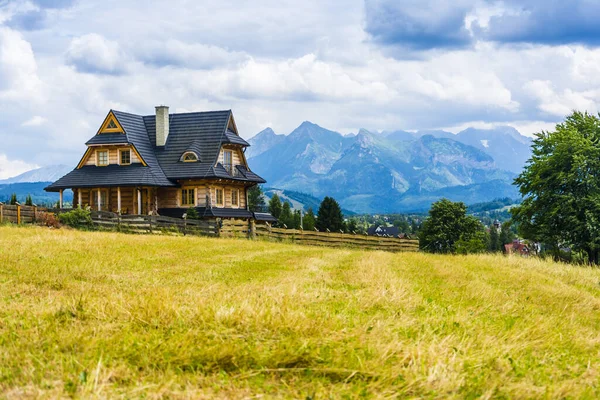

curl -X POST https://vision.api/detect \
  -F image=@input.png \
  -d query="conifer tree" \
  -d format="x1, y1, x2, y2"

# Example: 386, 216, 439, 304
303, 208, 316, 231
268, 194, 282, 220
316, 196, 344, 232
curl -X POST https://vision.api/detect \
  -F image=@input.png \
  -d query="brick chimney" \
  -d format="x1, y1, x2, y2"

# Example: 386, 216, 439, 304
155, 105, 169, 146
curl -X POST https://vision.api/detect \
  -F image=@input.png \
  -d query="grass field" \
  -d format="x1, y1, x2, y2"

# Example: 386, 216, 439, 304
2, 226, 600, 398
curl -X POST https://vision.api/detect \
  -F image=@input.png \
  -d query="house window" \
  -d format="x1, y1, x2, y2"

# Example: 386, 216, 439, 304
97, 150, 108, 166
223, 150, 233, 174
91, 190, 108, 209
216, 188, 224, 206
120, 149, 131, 165
231, 188, 239, 207
182, 152, 198, 162
106, 120, 117, 129
181, 188, 195, 206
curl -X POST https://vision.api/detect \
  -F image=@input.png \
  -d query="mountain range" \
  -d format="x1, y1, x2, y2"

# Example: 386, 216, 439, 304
247, 123, 531, 213
1, 125, 532, 213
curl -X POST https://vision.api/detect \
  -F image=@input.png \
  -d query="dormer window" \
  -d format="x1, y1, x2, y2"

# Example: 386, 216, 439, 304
181, 152, 198, 162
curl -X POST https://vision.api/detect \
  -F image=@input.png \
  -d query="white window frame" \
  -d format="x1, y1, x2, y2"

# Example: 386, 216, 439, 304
96, 150, 109, 166
181, 152, 199, 162
215, 187, 224, 206
231, 188, 239, 208
119, 149, 131, 165
181, 188, 196, 207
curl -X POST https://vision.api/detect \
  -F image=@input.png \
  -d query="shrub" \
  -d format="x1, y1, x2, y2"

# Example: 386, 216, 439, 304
58, 208, 93, 229
37, 212, 61, 228
186, 207, 200, 220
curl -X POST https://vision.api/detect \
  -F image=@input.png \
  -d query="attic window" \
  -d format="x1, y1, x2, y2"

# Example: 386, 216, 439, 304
106, 120, 117, 129
181, 152, 198, 162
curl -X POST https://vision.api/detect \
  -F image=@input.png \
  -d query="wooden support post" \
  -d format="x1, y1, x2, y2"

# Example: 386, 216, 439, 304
249, 218, 256, 240
59, 189, 63, 209
78, 189, 82, 209
0, 203, 3, 223
117, 187, 121, 214
137, 189, 142, 215
97, 189, 102, 212
17, 204, 21, 225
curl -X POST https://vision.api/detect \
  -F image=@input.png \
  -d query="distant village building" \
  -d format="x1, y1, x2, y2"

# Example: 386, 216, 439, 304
45, 106, 276, 223
505, 239, 530, 256
367, 225, 401, 237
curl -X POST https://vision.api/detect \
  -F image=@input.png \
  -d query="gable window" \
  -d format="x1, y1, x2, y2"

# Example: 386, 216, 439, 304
231, 188, 239, 207
223, 150, 233, 174
216, 188, 224, 206
97, 150, 109, 166
120, 149, 131, 165
182, 152, 198, 162
181, 188, 195, 206
106, 120, 117, 129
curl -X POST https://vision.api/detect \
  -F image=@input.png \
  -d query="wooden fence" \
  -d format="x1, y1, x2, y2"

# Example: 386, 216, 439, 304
0, 203, 419, 252
256, 224, 419, 252
0, 204, 39, 224
90, 211, 219, 236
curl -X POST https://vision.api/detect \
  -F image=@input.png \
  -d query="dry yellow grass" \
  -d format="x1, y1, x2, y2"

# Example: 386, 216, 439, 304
1, 225, 600, 398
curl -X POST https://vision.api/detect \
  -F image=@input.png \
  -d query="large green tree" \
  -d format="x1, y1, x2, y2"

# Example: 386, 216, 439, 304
419, 198, 487, 254
316, 196, 345, 232
512, 111, 600, 264
303, 208, 316, 231
268, 193, 282, 221
280, 201, 293, 228
248, 185, 266, 212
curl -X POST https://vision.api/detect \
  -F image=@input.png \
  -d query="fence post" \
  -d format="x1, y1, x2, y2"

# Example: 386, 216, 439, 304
0, 203, 3, 223
33, 206, 37, 223
17, 204, 21, 225
249, 218, 256, 240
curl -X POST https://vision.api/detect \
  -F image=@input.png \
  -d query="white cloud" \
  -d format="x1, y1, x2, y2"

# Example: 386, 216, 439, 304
0, 154, 38, 180
65, 33, 127, 74
21, 115, 47, 126
0, 26, 42, 101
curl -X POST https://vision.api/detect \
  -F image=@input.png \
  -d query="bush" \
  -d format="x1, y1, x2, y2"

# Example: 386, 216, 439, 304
37, 212, 61, 228
186, 207, 200, 219
58, 208, 93, 229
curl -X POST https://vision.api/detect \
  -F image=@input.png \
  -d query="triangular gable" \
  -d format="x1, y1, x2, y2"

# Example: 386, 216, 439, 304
227, 112, 238, 135
97, 111, 125, 134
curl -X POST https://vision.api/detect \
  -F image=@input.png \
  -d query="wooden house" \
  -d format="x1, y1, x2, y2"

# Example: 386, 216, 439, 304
45, 106, 275, 222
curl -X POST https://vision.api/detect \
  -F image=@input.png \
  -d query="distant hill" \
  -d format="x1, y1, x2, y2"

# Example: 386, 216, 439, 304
0, 182, 72, 206
0, 165, 72, 184
248, 123, 530, 213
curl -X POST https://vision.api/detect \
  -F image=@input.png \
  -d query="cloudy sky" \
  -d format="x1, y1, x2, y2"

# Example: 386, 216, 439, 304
0, 0, 599, 178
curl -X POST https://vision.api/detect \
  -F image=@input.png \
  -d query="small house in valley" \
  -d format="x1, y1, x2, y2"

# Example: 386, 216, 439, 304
367, 225, 401, 237
45, 106, 275, 223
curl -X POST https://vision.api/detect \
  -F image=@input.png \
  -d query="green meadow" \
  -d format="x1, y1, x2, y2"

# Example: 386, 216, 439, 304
1, 225, 600, 398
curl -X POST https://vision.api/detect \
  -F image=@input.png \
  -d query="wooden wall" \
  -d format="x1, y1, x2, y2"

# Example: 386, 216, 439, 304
158, 182, 247, 209
82, 146, 142, 166
218, 146, 245, 167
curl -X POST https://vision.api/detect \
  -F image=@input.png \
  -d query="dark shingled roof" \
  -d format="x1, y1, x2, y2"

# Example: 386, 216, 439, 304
253, 212, 277, 222
45, 164, 175, 191
223, 130, 250, 146
46, 108, 266, 192
85, 133, 130, 146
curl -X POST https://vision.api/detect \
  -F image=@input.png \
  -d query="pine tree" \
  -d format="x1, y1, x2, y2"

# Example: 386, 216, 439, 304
347, 218, 358, 233
268, 194, 282, 220
248, 185, 266, 212
316, 196, 344, 232
25, 194, 33, 206
10, 193, 17, 205
303, 208, 316, 231
293, 210, 302, 229
280, 201, 293, 228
